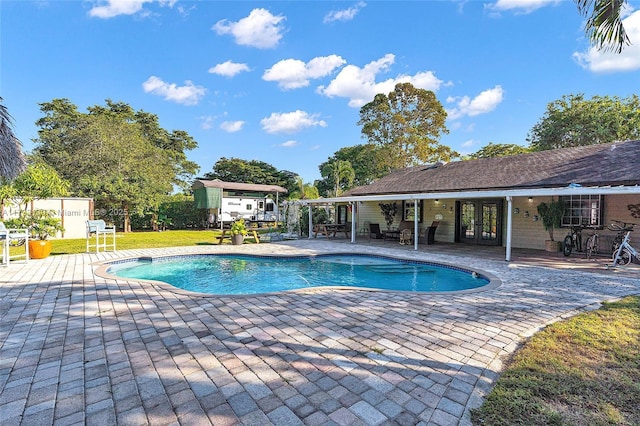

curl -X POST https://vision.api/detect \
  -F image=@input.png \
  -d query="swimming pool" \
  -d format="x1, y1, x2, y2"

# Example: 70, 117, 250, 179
106, 254, 491, 295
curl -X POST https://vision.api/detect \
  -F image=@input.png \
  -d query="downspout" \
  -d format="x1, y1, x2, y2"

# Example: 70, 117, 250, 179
505, 196, 513, 262
308, 204, 313, 239
413, 199, 419, 251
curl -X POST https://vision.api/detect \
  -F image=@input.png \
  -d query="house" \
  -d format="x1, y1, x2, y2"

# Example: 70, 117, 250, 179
192, 179, 287, 227
301, 140, 640, 261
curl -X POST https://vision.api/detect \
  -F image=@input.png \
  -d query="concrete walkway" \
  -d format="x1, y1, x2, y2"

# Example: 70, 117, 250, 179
1, 240, 638, 426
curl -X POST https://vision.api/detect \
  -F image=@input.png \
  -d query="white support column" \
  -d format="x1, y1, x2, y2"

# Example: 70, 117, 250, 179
350, 202, 356, 243
505, 196, 513, 262
413, 199, 419, 251
308, 205, 313, 239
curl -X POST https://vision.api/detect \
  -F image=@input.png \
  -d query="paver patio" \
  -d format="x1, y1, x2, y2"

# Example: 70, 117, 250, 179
1, 240, 638, 425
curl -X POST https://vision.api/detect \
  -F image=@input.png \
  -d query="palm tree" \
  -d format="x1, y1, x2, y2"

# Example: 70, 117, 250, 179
576, 0, 630, 53
331, 160, 355, 197
0, 97, 26, 180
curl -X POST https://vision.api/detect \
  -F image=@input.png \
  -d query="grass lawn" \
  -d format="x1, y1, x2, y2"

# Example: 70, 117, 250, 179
471, 295, 640, 426
7, 229, 265, 257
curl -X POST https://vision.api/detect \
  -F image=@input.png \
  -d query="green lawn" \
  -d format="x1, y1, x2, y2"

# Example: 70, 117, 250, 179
6, 229, 266, 257
471, 295, 640, 426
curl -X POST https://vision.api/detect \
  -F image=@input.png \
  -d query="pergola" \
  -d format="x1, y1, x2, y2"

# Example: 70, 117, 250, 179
299, 185, 640, 262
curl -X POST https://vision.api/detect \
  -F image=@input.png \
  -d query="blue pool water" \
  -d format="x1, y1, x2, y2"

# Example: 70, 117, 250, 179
107, 254, 489, 295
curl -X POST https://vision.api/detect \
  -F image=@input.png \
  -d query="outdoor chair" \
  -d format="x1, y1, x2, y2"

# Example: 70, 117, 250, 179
425, 221, 439, 245
0, 221, 29, 265
369, 223, 384, 239
399, 229, 413, 245
86, 220, 116, 252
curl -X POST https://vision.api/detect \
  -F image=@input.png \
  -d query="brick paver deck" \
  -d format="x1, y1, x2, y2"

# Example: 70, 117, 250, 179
1, 240, 638, 425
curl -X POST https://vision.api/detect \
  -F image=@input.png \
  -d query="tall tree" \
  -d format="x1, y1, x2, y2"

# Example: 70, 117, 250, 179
33, 98, 197, 231
204, 158, 299, 196
0, 97, 27, 181
318, 160, 355, 197
358, 82, 456, 173
575, 0, 631, 53
527, 94, 640, 151
316, 144, 381, 196
467, 143, 530, 159
289, 176, 319, 200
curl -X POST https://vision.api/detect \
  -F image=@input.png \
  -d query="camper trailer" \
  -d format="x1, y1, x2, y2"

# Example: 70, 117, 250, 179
192, 179, 287, 228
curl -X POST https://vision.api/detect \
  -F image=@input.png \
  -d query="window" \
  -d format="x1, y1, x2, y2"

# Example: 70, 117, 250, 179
560, 195, 603, 227
337, 205, 348, 223
246, 204, 252, 211
402, 200, 423, 222
265, 202, 274, 212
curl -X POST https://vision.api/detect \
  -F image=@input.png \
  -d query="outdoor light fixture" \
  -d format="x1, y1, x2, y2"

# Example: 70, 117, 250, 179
435, 199, 439, 203
528, 197, 533, 202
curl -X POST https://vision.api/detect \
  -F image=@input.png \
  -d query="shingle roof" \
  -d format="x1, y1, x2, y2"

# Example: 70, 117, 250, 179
344, 140, 640, 196
192, 179, 288, 193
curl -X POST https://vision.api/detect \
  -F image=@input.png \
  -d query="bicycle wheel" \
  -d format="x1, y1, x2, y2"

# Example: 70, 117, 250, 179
563, 235, 573, 256
612, 248, 632, 266
585, 235, 597, 260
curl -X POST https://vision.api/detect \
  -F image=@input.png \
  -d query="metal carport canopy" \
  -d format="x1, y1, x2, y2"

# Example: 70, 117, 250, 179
298, 185, 640, 262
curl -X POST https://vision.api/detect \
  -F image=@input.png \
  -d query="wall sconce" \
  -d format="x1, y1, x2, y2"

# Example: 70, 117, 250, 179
514, 208, 520, 214
435, 199, 439, 203
442, 203, 447, 209
523, 210, 529, 218
533, 215, 539, 222
528, 197, 533, 202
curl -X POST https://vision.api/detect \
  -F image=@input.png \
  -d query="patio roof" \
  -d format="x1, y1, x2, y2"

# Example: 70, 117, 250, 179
297, 141, 640, 262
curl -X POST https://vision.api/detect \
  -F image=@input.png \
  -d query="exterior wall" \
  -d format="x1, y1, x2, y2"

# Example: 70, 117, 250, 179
2, 198, 93, 239
351, 194, 640, 251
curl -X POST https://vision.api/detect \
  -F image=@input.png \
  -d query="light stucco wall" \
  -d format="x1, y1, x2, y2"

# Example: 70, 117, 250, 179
2, 198, 93, 239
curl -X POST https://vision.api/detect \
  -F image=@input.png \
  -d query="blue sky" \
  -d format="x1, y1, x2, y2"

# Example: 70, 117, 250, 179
2, 1, 639, 183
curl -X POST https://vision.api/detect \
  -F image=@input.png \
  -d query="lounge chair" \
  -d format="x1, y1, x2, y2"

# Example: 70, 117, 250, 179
0, 222, 30, 264
369, 223, 384, 239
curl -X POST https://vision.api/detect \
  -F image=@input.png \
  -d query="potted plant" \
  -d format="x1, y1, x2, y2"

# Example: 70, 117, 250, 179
379, 202, 398, 230
7, 209, 64, 259
230, 218, 248, 245
536, 198, 565, 252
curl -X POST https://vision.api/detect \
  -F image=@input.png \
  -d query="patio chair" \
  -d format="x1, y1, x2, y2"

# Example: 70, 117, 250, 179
425, 221, 439, 245
86, 220, 116, 252
0, 221, 29, 265
369, 223, 384, 239
399, 229, 413, 245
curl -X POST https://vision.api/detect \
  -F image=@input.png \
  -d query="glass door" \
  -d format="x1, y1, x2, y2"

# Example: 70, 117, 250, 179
457, 200, 502, 246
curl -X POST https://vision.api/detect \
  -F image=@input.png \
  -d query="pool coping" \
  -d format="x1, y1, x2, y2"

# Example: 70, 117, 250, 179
94, 250, 502, 298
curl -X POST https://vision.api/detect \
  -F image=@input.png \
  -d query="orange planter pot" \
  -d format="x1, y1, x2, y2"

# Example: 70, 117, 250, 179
29, 240, 52, 259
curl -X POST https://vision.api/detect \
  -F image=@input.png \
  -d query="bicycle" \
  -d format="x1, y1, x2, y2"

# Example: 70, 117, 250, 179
607, 228, 638, 267
562, 225, 583, 257
583, 226, 603, 260
607, 220, 637, 255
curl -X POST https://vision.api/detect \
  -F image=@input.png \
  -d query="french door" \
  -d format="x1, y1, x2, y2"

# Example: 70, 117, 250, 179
456, 200, 503, 246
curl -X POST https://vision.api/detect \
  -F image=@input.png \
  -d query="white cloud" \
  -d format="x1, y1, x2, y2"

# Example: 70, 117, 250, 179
324, 1, 366, 23
199, 116, 215, 130
220, 120, 245, 133
447, 86, 504, 120
280, 140, 298, 147
317, 54, 446, 107
263, 55, 346, 90
260, 110, 327, 134
486, 0, 559, 14
209, 60, 251, 77
212, 8, 286, 49
142, 76, 206, 105
573, 9, 640, 73
88, 0, 176, 18
461, 139, 477, 148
